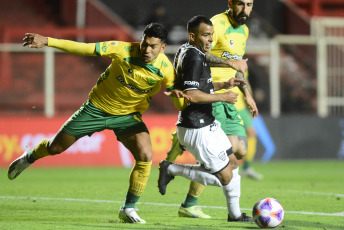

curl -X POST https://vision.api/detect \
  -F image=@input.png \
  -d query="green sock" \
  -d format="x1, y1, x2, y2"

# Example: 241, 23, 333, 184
181, 194, 198, 208
123, 192, 140, 208
243, 161, 251, 170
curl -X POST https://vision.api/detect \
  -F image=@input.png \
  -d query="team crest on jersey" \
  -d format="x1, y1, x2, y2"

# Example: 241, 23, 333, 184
230, 40, 234, 48
218, 151, 227, 161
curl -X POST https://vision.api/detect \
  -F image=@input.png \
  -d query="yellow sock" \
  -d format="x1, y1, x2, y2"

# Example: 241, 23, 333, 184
128, 161, 152, 196
188, 181, 205, 197
246, 136, 257, 162
31, 139, 50, 160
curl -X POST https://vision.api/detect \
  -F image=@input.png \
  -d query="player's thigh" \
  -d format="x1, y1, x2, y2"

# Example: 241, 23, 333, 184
177, 121, 231, 174
55, 100, 108, 154
62, 100, 108, 138
239, 108, 256, 138
212, 102, 246, 137
110, 113, 152, 161
118, 131, 152, 162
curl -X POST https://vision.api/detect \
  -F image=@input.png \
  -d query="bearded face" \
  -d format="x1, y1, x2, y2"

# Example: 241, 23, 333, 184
233, 11, 249, 25
229, 0, 253, 26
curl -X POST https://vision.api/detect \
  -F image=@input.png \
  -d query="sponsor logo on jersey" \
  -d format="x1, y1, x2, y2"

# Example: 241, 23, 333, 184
184, 81, 200, 87
221, 52, 243, 60
117, 76, 152, 94
110, 41, 118, 46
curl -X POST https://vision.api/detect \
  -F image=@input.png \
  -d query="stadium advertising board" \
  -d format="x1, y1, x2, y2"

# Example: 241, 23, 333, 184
0, 115, 196, 168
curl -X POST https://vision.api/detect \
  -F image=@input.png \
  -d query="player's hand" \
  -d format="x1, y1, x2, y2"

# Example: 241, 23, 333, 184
164, 89, 192, 101
221, 91, 238, 104
227, 59, 248, 75
224, 78, 246, 89
246, 96, 258, 117
23, 33, 48, 48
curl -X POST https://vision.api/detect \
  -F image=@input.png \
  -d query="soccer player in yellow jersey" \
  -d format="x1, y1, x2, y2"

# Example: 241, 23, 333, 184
166, 0, 259, 222
7, 23, 190, 224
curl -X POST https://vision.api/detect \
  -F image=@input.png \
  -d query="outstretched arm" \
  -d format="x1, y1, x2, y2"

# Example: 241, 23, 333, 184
164, 89, 192, 111
235, 72, 258, 117
23, 33, 96, 56
205, 52, 248, 75
212, 78, 246, 91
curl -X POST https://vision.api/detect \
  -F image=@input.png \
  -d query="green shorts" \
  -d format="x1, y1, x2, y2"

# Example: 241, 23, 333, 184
212, 102, 246, 137
62, 100, 149, 139
238, 107, 253, 128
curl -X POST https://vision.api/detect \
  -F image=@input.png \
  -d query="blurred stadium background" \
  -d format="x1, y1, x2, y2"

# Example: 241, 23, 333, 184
0, 0, 344, 168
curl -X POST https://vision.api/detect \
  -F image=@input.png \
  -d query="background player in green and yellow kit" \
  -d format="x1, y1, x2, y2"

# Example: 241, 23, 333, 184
165, 0, 258, 222
236, 71, 263, 180
7, 23, 190, 224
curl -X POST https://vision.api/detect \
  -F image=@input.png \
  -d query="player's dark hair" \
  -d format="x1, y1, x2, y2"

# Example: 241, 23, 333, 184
143, 23, 168, 43
187, 15, 213, 33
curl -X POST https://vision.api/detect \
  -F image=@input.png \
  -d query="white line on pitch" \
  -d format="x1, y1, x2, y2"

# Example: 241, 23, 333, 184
0, 196, 343, 217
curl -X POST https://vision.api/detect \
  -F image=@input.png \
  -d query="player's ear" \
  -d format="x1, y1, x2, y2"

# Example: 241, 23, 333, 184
160, 43, 167, 53
228, 0, 233, 9
189, 32, 195, 42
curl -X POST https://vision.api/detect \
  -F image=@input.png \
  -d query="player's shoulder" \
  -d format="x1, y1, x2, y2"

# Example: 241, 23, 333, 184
243, 24, 249, 37
156, 53, 174, 71
185, 45, 205, 62
97, 41, 139, 56
211, 12, 228, 26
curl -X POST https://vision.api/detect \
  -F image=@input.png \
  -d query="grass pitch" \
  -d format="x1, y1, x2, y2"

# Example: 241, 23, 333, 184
0, 160, 343, 229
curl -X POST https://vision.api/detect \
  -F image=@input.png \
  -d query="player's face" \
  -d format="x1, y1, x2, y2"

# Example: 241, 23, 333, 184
139, 35, 166, 63
190, 22, 214, 53
230, 0, 254, 25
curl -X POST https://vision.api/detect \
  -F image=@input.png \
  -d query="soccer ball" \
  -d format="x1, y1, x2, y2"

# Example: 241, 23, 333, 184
252, 197, 284, 228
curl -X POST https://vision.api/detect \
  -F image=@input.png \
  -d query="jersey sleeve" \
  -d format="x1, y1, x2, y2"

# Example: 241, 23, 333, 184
181, 51, 203, 91
48, 37, 96, 56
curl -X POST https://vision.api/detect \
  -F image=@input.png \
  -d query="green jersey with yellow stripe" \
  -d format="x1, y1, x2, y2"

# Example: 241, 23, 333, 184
210, 11, 249, 110
88, 41, 176, 115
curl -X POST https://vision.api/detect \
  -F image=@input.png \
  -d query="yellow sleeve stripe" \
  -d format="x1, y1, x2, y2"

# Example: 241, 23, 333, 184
48, 37, 96, 56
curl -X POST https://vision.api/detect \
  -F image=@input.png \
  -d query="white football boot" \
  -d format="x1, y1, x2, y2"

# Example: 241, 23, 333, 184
118, 206, 146, 224
8, 151, 32, 180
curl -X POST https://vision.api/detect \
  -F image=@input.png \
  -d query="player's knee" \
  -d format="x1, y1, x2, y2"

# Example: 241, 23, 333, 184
229, 154, 239, 169
47, 143, 64, 155
135, 149, 153, 162
219, 174, 233, 186
234, 149, 247, 160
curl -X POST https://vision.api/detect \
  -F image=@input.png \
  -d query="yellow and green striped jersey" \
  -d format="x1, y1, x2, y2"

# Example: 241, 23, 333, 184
88, 41, 176, 115
210, 11, 249, 110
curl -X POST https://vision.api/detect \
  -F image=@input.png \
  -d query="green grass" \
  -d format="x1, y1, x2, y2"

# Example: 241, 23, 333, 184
0, 160, 343, 229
